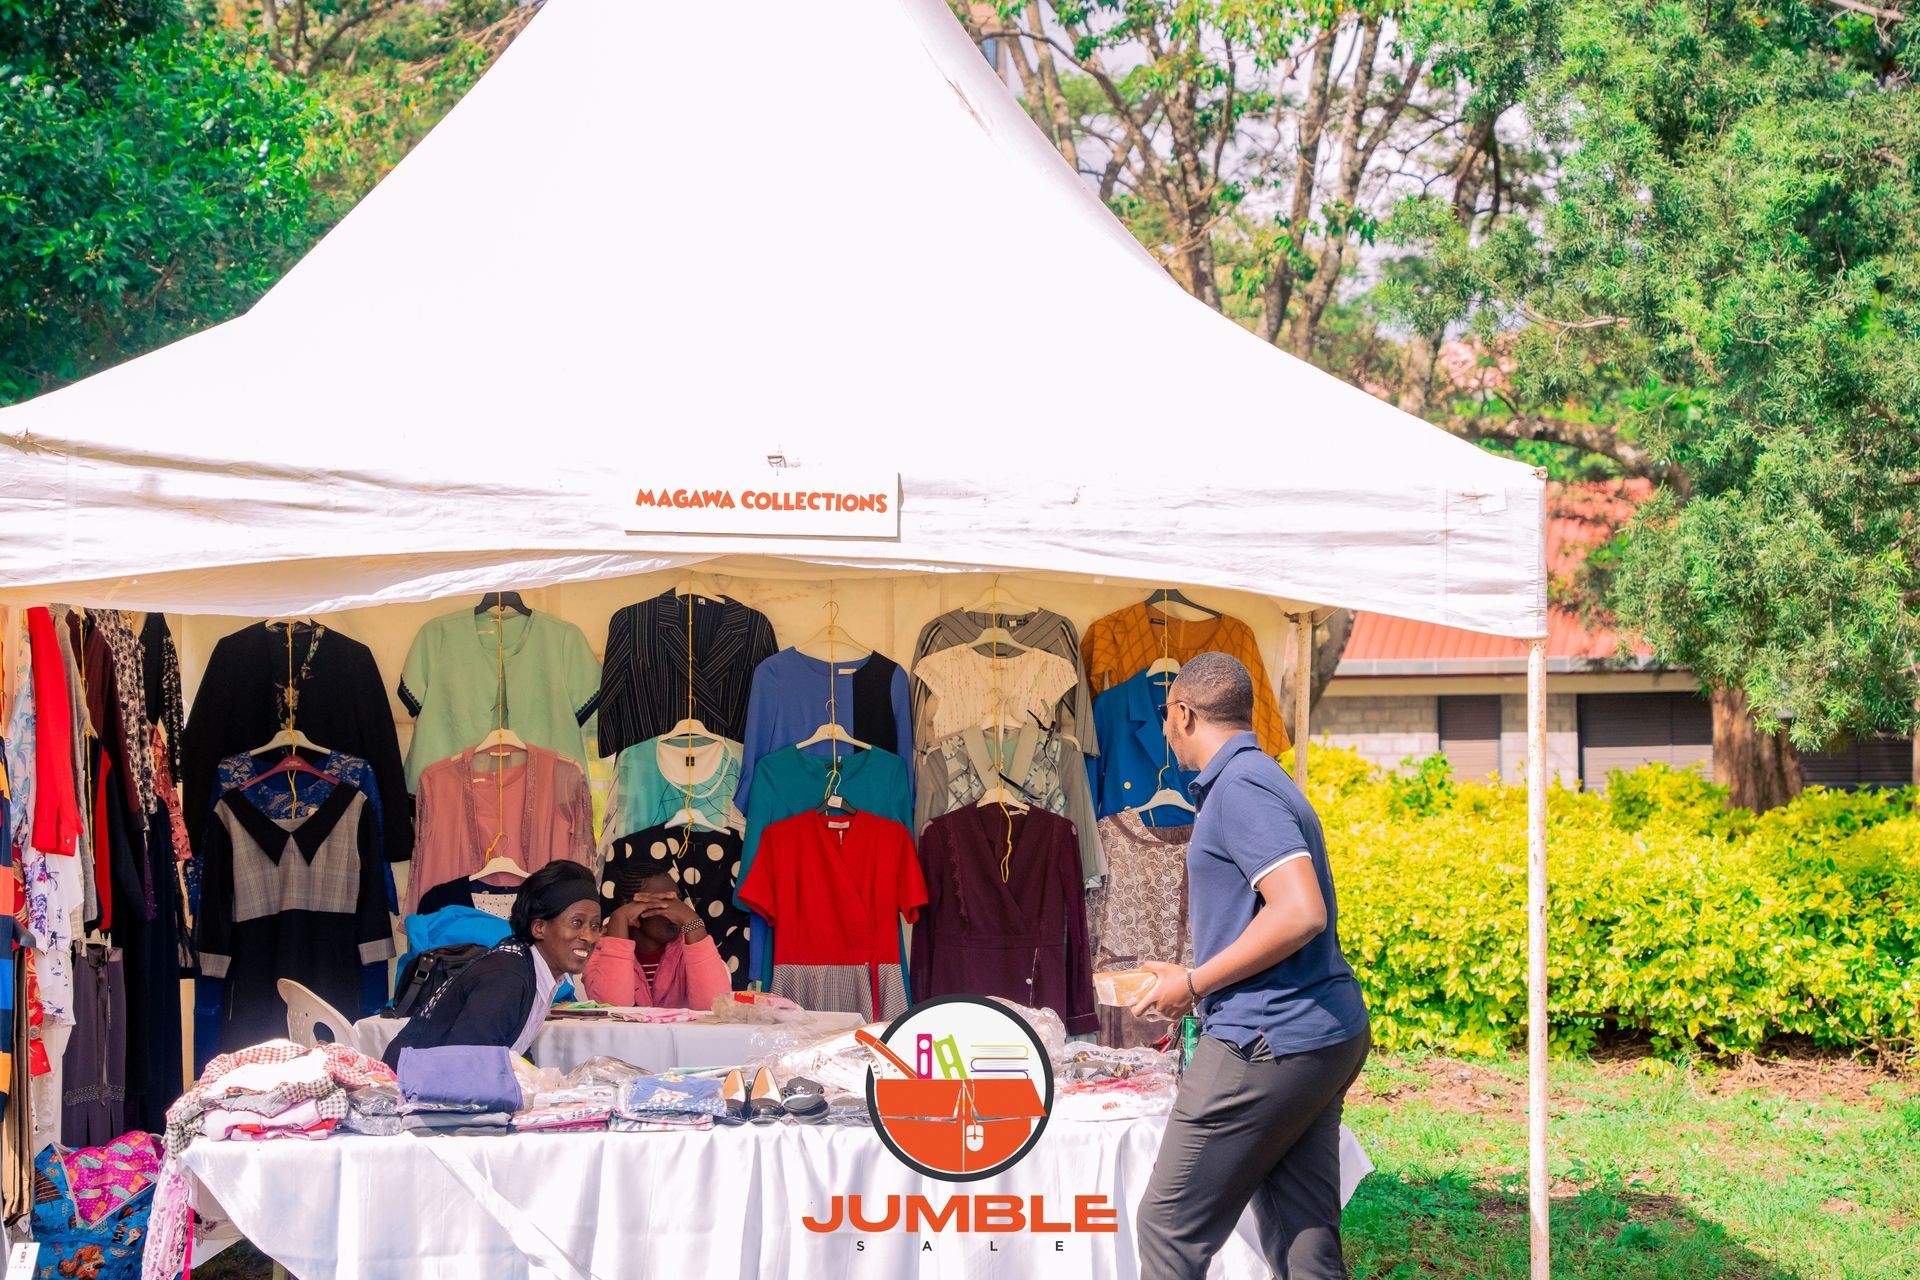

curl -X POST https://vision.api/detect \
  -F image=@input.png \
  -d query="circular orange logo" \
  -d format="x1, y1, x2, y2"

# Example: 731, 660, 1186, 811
861, 995, 1054, 1182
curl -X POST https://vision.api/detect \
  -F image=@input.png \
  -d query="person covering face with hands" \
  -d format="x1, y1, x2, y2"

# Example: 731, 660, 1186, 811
1132, 652, 1372, 1280
582, 866, 734, 1009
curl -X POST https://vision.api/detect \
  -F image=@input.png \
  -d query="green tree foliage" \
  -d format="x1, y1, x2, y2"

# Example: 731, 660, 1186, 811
1388, 0, 1920, 784
0, 9, 318, 400
0, 0, 520, 403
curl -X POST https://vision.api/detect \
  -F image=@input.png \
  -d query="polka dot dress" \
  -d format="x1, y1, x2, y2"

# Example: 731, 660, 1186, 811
603, 823, 751, 986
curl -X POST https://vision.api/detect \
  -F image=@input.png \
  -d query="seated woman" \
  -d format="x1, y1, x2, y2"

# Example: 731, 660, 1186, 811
582, 866, 733, 1009
381, 861, 601, 1068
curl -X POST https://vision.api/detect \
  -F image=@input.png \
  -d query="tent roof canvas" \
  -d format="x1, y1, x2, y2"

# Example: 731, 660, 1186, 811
0, 0, 1545, 637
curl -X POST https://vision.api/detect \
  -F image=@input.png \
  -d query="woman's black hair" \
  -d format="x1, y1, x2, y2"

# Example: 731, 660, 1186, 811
614, 863, 676, 903
509, 861, 601, 940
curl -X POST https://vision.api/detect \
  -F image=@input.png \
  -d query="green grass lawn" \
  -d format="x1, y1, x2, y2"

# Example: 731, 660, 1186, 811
1344, 1052, 1920, 1280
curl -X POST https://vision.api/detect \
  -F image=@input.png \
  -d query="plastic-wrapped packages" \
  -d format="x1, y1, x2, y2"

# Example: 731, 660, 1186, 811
1054, 1073, 1178, 1122
702, 991, 815, 1024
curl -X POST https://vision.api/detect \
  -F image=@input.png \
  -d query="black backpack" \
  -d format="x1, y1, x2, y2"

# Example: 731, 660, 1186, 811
384, 943, 490, 1018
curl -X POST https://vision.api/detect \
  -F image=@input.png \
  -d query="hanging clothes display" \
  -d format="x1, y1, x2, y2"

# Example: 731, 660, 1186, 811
25, 608, 82, 859
735, 743, 913, 988
181, 621, 411, 862
735, 648, 913, 807
606, 734, 743, 843
1080, 599, 1291, 756
913, 725, 1105, 882
140, 612, 184, 778
913, 606, 1099, 754
50, 608, 98, 925
197, 780, 394, 1053
1087, 668, 1200, 825
408, 744, 593, 914
1088, 812, 1194, 1049
397, 607, 603, 790
595, 591, 777, 757
911, 645, 1077, 744
909, 805, 1097, 1035
62, 944, 126, 1148
601, 823, 749, 985
735, 808, 926, 1022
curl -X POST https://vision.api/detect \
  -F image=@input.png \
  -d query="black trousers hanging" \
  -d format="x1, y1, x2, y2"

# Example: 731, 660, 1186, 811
117, 811, 185, 1134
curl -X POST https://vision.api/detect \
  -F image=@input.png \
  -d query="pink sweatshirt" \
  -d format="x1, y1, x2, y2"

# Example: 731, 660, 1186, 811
582, 934, 732, 1010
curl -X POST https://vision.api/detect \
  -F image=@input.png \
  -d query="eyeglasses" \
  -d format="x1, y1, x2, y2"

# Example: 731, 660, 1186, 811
1157, 700, 1192, 724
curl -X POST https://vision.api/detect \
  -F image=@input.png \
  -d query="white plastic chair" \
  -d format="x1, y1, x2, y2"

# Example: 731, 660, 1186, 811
278, 978, 361, 1052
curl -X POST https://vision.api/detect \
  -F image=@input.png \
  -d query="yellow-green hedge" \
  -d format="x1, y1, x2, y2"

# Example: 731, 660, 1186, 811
1308, 748, 1919, 1059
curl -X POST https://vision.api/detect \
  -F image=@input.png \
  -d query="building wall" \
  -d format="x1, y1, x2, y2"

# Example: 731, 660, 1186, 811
1313, 695, 1439, 773
1313, 691, 1578, 785
1499, 693, 1579, 786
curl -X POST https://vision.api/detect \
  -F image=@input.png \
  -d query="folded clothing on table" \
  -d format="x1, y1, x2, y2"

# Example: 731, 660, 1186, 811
610, 1115, 714, 1133
202, 1094, 349, 1142
164, 1039, 396, 1157
400, 1111, 513, 1137
512, 1103, 612, 1133
618, 1074, 727, 1120
397, 1045, 522, 1115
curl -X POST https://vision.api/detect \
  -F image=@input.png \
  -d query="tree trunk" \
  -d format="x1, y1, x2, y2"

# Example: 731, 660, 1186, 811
1710, 685, 1802, 812
1278, 608, 1357, 733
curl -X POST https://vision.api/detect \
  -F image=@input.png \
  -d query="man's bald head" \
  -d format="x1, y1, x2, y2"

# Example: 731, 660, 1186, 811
1170, 651, 1255, 730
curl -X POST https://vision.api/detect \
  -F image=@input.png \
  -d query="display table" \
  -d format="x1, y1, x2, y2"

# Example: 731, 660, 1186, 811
182, 1118, 1272, 1280
352, 1011, 866, 1073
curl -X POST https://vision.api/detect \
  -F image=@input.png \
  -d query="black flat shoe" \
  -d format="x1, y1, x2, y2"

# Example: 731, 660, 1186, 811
781, 1076, 827, 1117
748, 1067, 783, 1123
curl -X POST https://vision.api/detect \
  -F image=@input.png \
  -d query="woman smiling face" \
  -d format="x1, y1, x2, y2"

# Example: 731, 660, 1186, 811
531, 900, 603, 975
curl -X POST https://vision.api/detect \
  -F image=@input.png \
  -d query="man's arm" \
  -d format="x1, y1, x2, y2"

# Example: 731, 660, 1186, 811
1192, 857, 1326, 997
1130, 859, 1326, 1020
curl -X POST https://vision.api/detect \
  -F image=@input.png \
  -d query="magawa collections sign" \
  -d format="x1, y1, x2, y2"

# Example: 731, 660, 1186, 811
623, 469, 901, 538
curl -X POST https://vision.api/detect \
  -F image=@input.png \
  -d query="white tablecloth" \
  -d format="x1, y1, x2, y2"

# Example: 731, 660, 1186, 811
182, 1119, 1276, 1280
352, 1012, 865, 1074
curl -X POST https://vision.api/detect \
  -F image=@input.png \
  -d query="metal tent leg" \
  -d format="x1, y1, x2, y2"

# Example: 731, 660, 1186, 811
1294, 613, 1312, 787
1527, 636, 1550, 1278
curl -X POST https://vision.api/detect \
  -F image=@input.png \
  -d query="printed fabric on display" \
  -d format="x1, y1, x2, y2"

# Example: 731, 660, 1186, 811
32, 1143, 153, 1280
596, 591, 778, 757
602, 823, 749, 984
913, 724, 1106, 882
1088, 812, 1195, 1049
912, 606, 1099, 755
1079, 601, 1291, 756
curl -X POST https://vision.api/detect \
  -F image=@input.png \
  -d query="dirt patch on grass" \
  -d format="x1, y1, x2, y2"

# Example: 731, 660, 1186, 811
1700, 1054, 1914, 1108
1353, 1058, 1528, 1118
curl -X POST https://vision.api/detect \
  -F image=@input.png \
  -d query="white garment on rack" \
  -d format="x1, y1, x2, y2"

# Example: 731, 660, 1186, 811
911, 646, 1076, 743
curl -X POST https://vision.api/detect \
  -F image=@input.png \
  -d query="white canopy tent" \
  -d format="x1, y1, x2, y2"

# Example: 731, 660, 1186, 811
0, 0, 1553, 1273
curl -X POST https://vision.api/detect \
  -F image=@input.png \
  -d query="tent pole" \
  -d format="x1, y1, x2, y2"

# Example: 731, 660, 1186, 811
1293, 613, 1312, 786
1527, 636, 1550, 1279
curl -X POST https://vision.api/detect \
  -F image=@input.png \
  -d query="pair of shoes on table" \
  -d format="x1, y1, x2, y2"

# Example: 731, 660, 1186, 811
719, 1067, 787, 1124
718, 1068, 829, 1124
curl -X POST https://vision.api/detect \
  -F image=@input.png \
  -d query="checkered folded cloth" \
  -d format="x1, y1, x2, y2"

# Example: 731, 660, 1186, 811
164, 1039, 396, 1155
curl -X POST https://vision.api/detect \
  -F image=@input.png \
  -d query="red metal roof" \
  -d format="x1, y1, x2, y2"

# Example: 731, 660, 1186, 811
1342, 481, 1654, 667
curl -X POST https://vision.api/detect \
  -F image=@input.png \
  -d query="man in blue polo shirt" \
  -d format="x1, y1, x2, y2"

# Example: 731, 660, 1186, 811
1130, 651, 1371, 1279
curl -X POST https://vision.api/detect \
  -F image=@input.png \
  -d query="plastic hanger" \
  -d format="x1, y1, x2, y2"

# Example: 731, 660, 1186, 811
247, 750, 329, 788
1145, 656, 1182, 677
1134, 785, 1196, 815
250, 725, 326, 756
474, 592, 529, 616
662, 718, 717, 745
1147, 588, 1220, 622
797, 720, 870, 751
794, 624, 872, 662
976, 783, 1029, 812
966, 585, 1035, 616
475, 726, 527, 754
473, 854, 531, 880
673, 573, 724, 603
